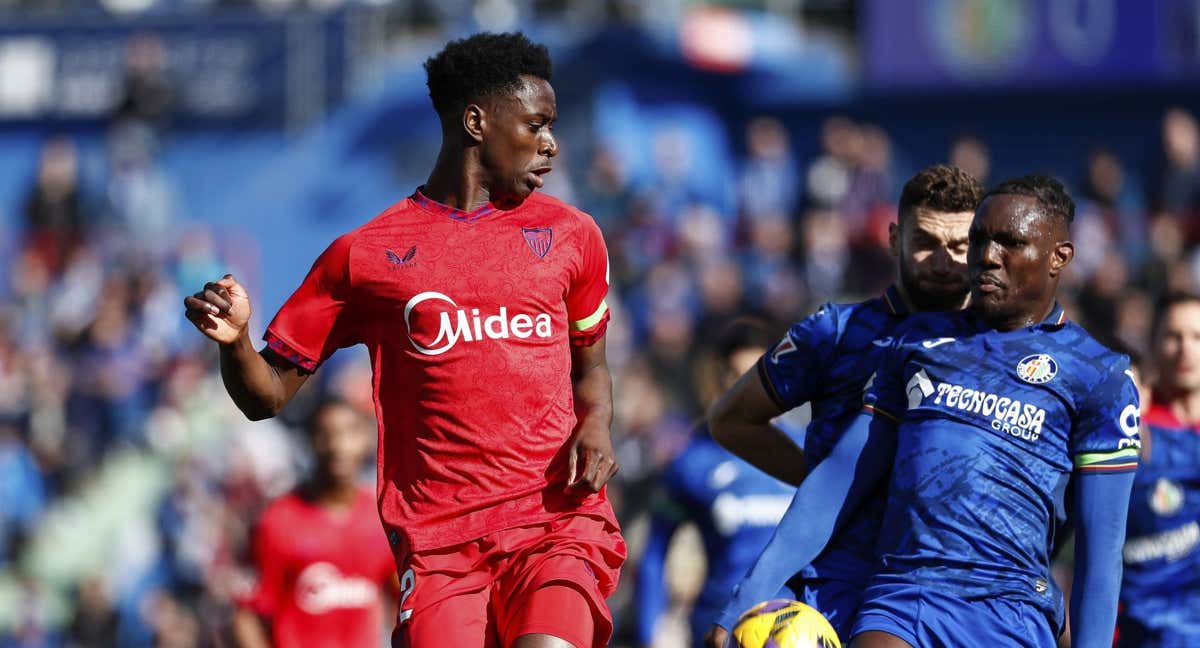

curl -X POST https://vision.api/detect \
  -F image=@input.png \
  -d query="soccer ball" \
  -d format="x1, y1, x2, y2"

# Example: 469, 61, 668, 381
730, 599, 841, 648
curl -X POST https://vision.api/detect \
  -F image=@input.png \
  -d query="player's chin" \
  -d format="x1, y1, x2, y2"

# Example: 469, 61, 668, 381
969, 288, 1007, 312
915, 280, 967, 304
497, 182, 535, 205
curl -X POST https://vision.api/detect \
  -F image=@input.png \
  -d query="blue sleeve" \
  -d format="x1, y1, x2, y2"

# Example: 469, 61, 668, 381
635, 502, 681, 645
1071, 358, 1141, 474
1069, 470, 1135, 648
758, 303, 840, 410
862, 329, 923, 421
713, 409, 897, 630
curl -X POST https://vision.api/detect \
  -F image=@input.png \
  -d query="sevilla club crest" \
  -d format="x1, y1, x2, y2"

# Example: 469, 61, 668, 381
522, 227, 553, 259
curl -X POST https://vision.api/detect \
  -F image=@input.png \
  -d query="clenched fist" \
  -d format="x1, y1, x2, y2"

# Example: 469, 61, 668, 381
184, 274, 252, 345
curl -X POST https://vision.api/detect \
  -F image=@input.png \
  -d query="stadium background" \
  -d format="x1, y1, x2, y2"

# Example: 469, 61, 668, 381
0, 0, 1198, 646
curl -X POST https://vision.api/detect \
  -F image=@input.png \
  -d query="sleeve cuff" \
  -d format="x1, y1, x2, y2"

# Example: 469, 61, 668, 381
863, 403, 899, 423
756, 357, 790, 411
263, 331, 319, 373
569, 311, 609, 346
1074, 447, 1140, 473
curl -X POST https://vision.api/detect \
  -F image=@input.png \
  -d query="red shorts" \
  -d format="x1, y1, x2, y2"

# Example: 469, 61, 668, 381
391, 513, 625, 648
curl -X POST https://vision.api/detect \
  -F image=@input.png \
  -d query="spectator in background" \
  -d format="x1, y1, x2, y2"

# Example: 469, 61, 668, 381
66, 574, 120, 648
580, 147, 634, 231
737, 117, 798, 226
1080, 149, 1147, 272
949, 134, 991, 187
106, 121, 176, 249
0, 420, 45, 565
68, 272, 151, 456
115, 34, 173, 131
1156, 108, 1200, 240
635, 318, 792, 648
23, 137, 86, 276
805, 116, 857, 212
804, 117, 894, 256
232, 398, 394, 648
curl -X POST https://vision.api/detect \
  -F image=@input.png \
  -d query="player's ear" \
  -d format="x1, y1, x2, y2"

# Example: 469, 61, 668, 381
463, 103, 485, 143
1049, 240, 1074, 277
888, 221, 900, 258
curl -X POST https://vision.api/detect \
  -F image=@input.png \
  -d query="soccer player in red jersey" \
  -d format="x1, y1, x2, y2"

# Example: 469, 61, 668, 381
184, 32, 624, 648
233, 398, 396, 648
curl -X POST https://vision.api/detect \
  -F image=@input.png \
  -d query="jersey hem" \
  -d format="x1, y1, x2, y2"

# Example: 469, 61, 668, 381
390, 494, 617, 554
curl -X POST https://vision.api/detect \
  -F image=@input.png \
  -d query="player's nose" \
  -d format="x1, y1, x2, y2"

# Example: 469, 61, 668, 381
977, 240, 1003, 267
540, 132, 558, 158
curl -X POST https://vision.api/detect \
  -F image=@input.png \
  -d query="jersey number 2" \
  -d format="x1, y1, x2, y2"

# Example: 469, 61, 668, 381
398, 568, 416, 624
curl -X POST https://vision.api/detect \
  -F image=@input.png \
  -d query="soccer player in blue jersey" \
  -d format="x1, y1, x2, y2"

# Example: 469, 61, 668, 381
1119, 292, 1200, 647
722, 174, 1140, 648
635, 318, 795, 647
703, 164, 984, 647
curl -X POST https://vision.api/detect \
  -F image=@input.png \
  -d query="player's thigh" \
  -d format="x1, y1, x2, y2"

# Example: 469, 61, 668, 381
850, 631, 915, 648
392, 542, 499, 648
494, 515, 624, 648
505, 584, 594, 648
510, 635, 577, 648
392, 587, 498, 648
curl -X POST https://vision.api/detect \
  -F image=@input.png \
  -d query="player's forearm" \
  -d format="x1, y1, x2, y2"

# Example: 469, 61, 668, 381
572, 355, 613, 431
231, 608, 273, 648
1069, 470, 1135, 648
710, 414, 805, 486
219, 333, 290, 421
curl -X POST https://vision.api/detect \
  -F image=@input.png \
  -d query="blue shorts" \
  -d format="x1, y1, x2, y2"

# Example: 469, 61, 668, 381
851, 580, 1057, 648
780, 576, 865, 641
1117, 591, 1200, 648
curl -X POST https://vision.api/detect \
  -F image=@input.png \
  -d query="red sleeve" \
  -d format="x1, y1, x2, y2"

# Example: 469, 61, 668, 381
264, 233, 361, 371
566, 214, 610, 347
240, 506, 286, 617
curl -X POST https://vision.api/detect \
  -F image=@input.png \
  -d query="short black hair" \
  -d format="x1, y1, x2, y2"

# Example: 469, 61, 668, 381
1154, 291, 1200, 340
306, 397, 358, 437
897, 164, 984, 224
715, 317, 776, 359
424, 32, 552, 118
983, 174, 1076, 226
1105, 336, 1144, 374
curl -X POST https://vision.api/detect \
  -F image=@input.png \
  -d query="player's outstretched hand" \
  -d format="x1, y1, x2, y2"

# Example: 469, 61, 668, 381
184, 274, 252, 345
703, 624, 730, 648
566, 424, 619, 493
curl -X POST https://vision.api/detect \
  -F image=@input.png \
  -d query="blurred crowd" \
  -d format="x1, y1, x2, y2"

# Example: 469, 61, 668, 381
2, 38, 1200, 648
0, 0, 663, 21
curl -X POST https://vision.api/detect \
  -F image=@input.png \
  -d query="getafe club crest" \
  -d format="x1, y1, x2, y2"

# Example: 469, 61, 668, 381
521, 227, 553, 259
1016, 354, 1058, 384
1151, 478, 1184, 517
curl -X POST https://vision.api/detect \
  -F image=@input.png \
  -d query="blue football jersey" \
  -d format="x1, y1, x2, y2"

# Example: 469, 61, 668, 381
758, 284, 910, 585
864, 304, 1140, 628
1120, 405, 1200, 642
659, 430, 794, 636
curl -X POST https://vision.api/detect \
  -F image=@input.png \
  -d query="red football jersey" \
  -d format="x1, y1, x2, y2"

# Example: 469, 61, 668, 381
241, 487, 395, 648
264, 190, 615, 551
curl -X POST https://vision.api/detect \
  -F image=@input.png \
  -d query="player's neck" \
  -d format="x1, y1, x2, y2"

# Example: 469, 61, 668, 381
896, 282, 969, 314
982, 298, 1056, 332
1162, 386, 1200, 426
423, 148, 493, 212
310, 477, 359, 510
